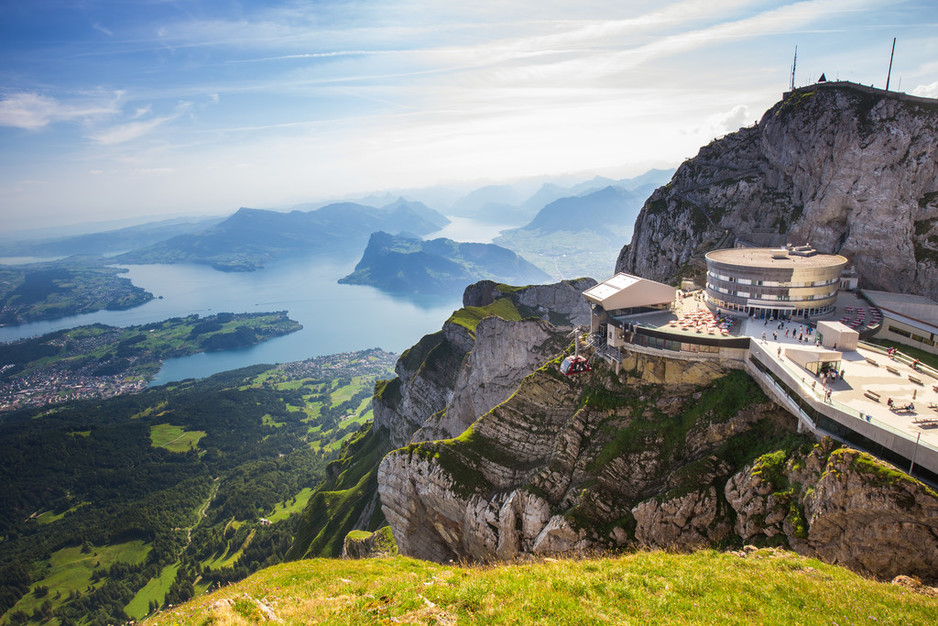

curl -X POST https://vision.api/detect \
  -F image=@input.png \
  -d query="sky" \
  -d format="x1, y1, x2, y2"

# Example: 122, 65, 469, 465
1, 1, 936, 233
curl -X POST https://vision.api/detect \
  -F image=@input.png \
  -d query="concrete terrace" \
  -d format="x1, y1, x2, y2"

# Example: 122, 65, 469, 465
613, 291, 938, 476
743, 317, 938, 449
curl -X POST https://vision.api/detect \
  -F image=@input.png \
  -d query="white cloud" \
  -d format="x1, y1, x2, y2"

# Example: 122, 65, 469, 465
911, 81, 938, 98
92, 22, 113, 37
0, 92, 120, 130
713, 104, 754, 134
90, 102, 191, 145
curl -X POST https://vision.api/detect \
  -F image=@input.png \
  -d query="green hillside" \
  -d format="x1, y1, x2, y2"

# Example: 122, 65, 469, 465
338, 231, 550, 295
0, 259, 153, 325
147, 550, 938, 624
0, 350, 395, 625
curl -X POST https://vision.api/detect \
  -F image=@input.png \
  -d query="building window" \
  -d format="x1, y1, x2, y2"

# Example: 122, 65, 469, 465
889, 325, 912, 339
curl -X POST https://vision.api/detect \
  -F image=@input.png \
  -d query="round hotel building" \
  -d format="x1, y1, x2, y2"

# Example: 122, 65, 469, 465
705, 246, 848, 320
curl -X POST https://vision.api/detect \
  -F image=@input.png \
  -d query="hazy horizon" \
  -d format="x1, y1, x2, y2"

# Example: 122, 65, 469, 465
2, 1, 936, 232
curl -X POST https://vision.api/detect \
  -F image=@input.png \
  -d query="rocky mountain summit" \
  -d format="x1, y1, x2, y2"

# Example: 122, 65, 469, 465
617, 82, 938, 297
288, 275, 938, 581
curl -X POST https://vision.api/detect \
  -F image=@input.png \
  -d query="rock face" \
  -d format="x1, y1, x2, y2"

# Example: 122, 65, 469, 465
616, 82, 938, 298
726, 441, 938, 581
341, 527, 397, 559
373, 278, 595, 448
378, 355, 938, 582
379, 362, 782, 561
289, 278, 595, 560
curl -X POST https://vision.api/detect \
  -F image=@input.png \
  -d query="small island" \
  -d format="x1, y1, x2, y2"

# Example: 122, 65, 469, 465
0, 258, 154, 325
0, 311, 302, 412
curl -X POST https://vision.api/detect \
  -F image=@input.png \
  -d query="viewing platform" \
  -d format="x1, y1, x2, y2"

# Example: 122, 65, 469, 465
587, 280, 938, 484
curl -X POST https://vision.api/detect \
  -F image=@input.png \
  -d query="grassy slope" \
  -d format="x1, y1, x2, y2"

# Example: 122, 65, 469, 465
287, 424, 391, 560
147, 550, 938, 624
14, 541, 151, 617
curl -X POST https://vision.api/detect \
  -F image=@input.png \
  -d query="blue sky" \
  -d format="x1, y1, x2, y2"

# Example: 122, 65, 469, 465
1, 1, 936, 232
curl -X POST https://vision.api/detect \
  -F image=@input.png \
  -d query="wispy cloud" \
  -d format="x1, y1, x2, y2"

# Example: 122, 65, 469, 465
92, 22, 114, 37
0, 92, 122, 130
90, 102, 192, 145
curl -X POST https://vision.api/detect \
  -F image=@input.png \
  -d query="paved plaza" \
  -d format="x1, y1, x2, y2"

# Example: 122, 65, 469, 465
632, 292, 938, 455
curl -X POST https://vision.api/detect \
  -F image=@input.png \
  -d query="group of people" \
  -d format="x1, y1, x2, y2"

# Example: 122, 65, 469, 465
887, 397, 915, 412
761, 321, 815, 345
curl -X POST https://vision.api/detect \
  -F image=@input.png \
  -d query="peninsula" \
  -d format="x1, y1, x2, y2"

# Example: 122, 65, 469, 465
0, 259, 153, 325
0, 311, 301, 412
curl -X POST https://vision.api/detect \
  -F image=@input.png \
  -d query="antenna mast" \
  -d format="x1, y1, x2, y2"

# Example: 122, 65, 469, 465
885, 37, 896, 91
790, 46, 797, 91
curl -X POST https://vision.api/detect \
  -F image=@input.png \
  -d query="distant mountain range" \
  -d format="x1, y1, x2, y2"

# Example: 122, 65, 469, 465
0, 216, 224, 258
339, 231, 550, 295
494, 182, 662, 281
116, 199, 450, 271
441, 169, 674, 225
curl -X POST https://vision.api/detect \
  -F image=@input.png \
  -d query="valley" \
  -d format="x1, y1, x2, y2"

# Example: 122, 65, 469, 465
0, 349, 396, 624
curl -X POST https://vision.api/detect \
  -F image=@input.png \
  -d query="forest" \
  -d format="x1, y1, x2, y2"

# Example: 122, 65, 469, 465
0, 348, 396, 624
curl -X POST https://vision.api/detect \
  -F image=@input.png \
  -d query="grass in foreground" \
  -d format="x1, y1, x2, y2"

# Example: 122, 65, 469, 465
146, 549, 938, 624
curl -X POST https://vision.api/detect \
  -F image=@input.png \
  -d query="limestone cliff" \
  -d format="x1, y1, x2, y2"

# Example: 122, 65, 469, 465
726, 440, 938, 580
289, 278, 594, 559
616, 82, 938, 297
378, 357, 938, 581
373, 278, 595, 448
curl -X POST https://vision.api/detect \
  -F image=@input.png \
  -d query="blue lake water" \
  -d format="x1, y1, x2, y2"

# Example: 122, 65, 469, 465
0, 259, 463, 386
0, 218, 518, 385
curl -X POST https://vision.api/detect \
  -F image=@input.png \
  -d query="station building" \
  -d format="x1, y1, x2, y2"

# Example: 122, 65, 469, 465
864, 289, 938, 356
583, 273, 677, 348
705, 245, 848, 320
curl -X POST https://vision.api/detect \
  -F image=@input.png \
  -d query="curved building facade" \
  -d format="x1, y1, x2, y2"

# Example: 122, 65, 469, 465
705, 246, 848, 320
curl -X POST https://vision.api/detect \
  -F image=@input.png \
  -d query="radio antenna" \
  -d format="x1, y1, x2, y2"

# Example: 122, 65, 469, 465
885, 37, 896, 91
790, 46, 797, 90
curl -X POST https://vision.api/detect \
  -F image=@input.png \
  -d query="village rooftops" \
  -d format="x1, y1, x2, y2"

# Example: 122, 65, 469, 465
706, 247, 848, 269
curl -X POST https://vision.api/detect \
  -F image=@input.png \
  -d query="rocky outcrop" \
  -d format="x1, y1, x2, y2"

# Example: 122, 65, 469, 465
289, 278, 596, 560
373, 278, 595, 447
379, 360, 786, 560
616, 82, 938, 298
379, 353, 938, 582
341, 526, 398, 559
727, 440, 938, 581
462, 278, 595, 327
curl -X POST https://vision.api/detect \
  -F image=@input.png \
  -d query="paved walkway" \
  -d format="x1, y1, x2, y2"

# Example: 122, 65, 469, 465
742, 316, 938, 452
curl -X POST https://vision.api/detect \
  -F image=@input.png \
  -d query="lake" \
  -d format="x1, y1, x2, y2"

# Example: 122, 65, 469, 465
0, 258, 466, 386
0, 217, 519, 385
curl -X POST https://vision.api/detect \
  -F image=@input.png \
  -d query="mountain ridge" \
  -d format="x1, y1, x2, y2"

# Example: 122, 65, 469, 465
117, 200, 451, 272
